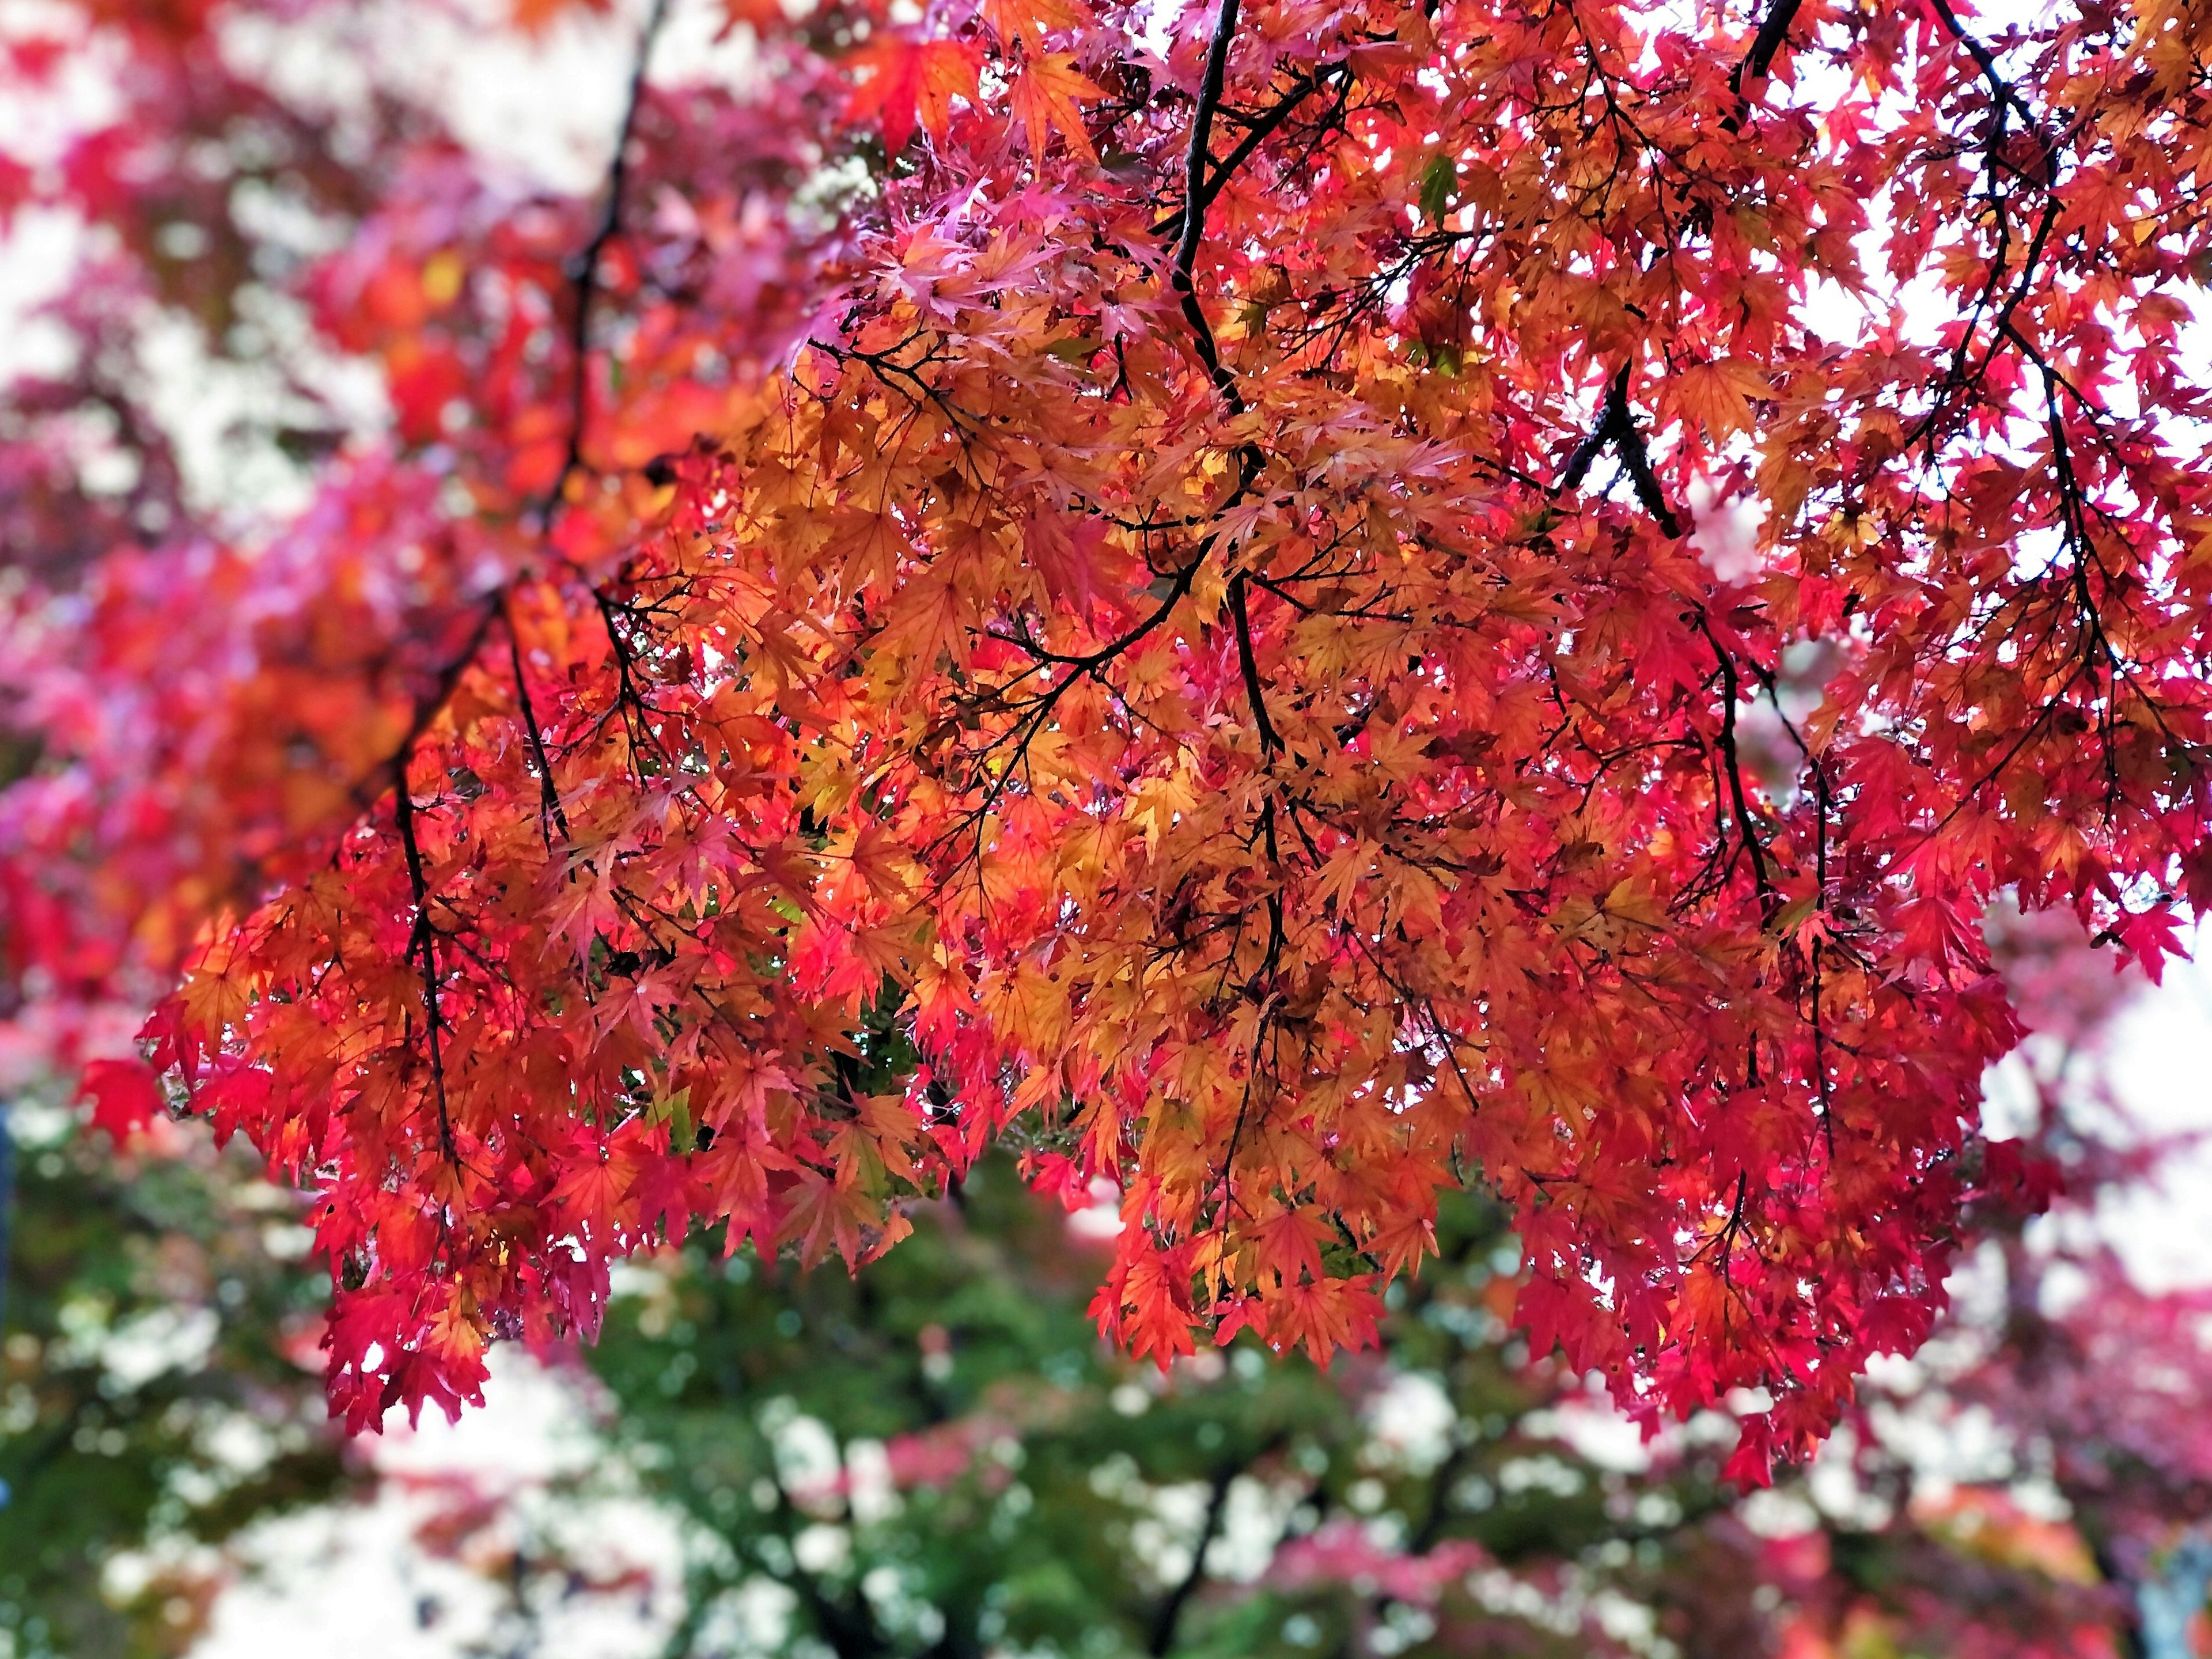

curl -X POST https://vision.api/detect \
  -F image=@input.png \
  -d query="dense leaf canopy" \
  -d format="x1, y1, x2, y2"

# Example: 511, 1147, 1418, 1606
5, 0, 2212, 1479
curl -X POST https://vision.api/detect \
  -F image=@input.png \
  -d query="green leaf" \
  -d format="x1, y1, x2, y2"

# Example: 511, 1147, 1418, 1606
1418, 151, 1456, 223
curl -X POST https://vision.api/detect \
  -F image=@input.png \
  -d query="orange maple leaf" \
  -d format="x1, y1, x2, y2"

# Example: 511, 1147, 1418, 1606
1671, 357, 1771, 438
980, 0, 1090, 49
781, 1166, 914, 1270
847, 36, 983, 153
1007, 51, 1101, 163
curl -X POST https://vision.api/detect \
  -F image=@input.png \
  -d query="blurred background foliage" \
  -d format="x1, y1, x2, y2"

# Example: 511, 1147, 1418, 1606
0, 1107, 353, 1659
578, 1161, 1749, 1659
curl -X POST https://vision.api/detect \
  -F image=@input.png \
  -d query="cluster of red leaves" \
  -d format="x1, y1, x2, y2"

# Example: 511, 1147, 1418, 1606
5, 0, 2212, 1478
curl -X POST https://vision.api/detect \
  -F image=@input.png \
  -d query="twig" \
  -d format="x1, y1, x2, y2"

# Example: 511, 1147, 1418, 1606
1695, 615, 1776, 908
392, 762, 459, 1166
544, 0, 675, 513
505, 601, 574, 849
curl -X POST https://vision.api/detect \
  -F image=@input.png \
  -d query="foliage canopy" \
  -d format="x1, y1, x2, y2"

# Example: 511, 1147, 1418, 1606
4, 0, 2212, 1479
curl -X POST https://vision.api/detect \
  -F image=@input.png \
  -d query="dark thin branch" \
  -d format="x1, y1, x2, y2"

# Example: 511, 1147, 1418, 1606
505, 604, 573, 850
1729, 0, 1804, 99
1149, 1436, 1284, 1656
392, 763, 459, 1166
1695, 617, 1775, 909
1554, 372, 1624, 495
1151, 64, 1335, 244
1171, 0, 1247, 411
351, 600, 502, 817
763, 1468, 887, 1659
1924, 0, 2059, 173
545, 0, 673, 514
1553, 366, 1681, 536
1228, 571, 1281, 758
1607, 377, 1680, 535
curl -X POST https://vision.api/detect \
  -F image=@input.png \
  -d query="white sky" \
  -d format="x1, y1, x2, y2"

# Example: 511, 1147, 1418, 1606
2105, 941, 2212, 1287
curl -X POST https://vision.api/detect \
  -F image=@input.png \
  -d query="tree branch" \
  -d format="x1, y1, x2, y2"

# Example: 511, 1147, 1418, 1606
1730, 0, 1803, 96
1148, 1437, 1283, 1656
1924, 0, 2059, 174
1228, 572, 1281, 759
392, 762, 458, 1166
763, 1465, 889, 1659
505, 601, 573, 850
1695, 615, 1777, 909
546, 0, 674, 512
1171, 0, 1247, 411
1552, 366, 1680, 536
1152, 63, 1334, 245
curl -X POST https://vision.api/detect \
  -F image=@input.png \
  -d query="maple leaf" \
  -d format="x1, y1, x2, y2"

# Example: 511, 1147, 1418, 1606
980, 0, 1090, 50
877, 573, 971, 672
1672, 357, 1772, 437
177, 948, 255, 1037
1247, 1205, 1331, 1289
552, 1154, 629, 1241
80, 1058, 165, 1142
781, 1166, 914, 1270
1007, 52, 1101, 164
1092, 1242, 1199, 1369
846, 36, 983, 153
1264, 1275, 1383, 1370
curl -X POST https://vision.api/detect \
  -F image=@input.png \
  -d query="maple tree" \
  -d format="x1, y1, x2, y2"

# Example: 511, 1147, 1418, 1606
5, 0, 2212, 1482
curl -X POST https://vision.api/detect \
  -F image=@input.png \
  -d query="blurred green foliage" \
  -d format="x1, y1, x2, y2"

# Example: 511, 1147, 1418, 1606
0, 1107, 353, 1659
578, 1158, 1747, 1659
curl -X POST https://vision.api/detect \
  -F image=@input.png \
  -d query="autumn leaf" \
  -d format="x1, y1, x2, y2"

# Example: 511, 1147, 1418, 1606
782, 1166, 914, 1270
80, 1058, 165, 1142
1007, 51, 1101, 163
1672, 357, 1772, 437
846, 36, 983, 152
980, 0, 1090, 50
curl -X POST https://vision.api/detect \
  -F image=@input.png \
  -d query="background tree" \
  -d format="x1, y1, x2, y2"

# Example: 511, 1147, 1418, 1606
0, 1107, 351, 1659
